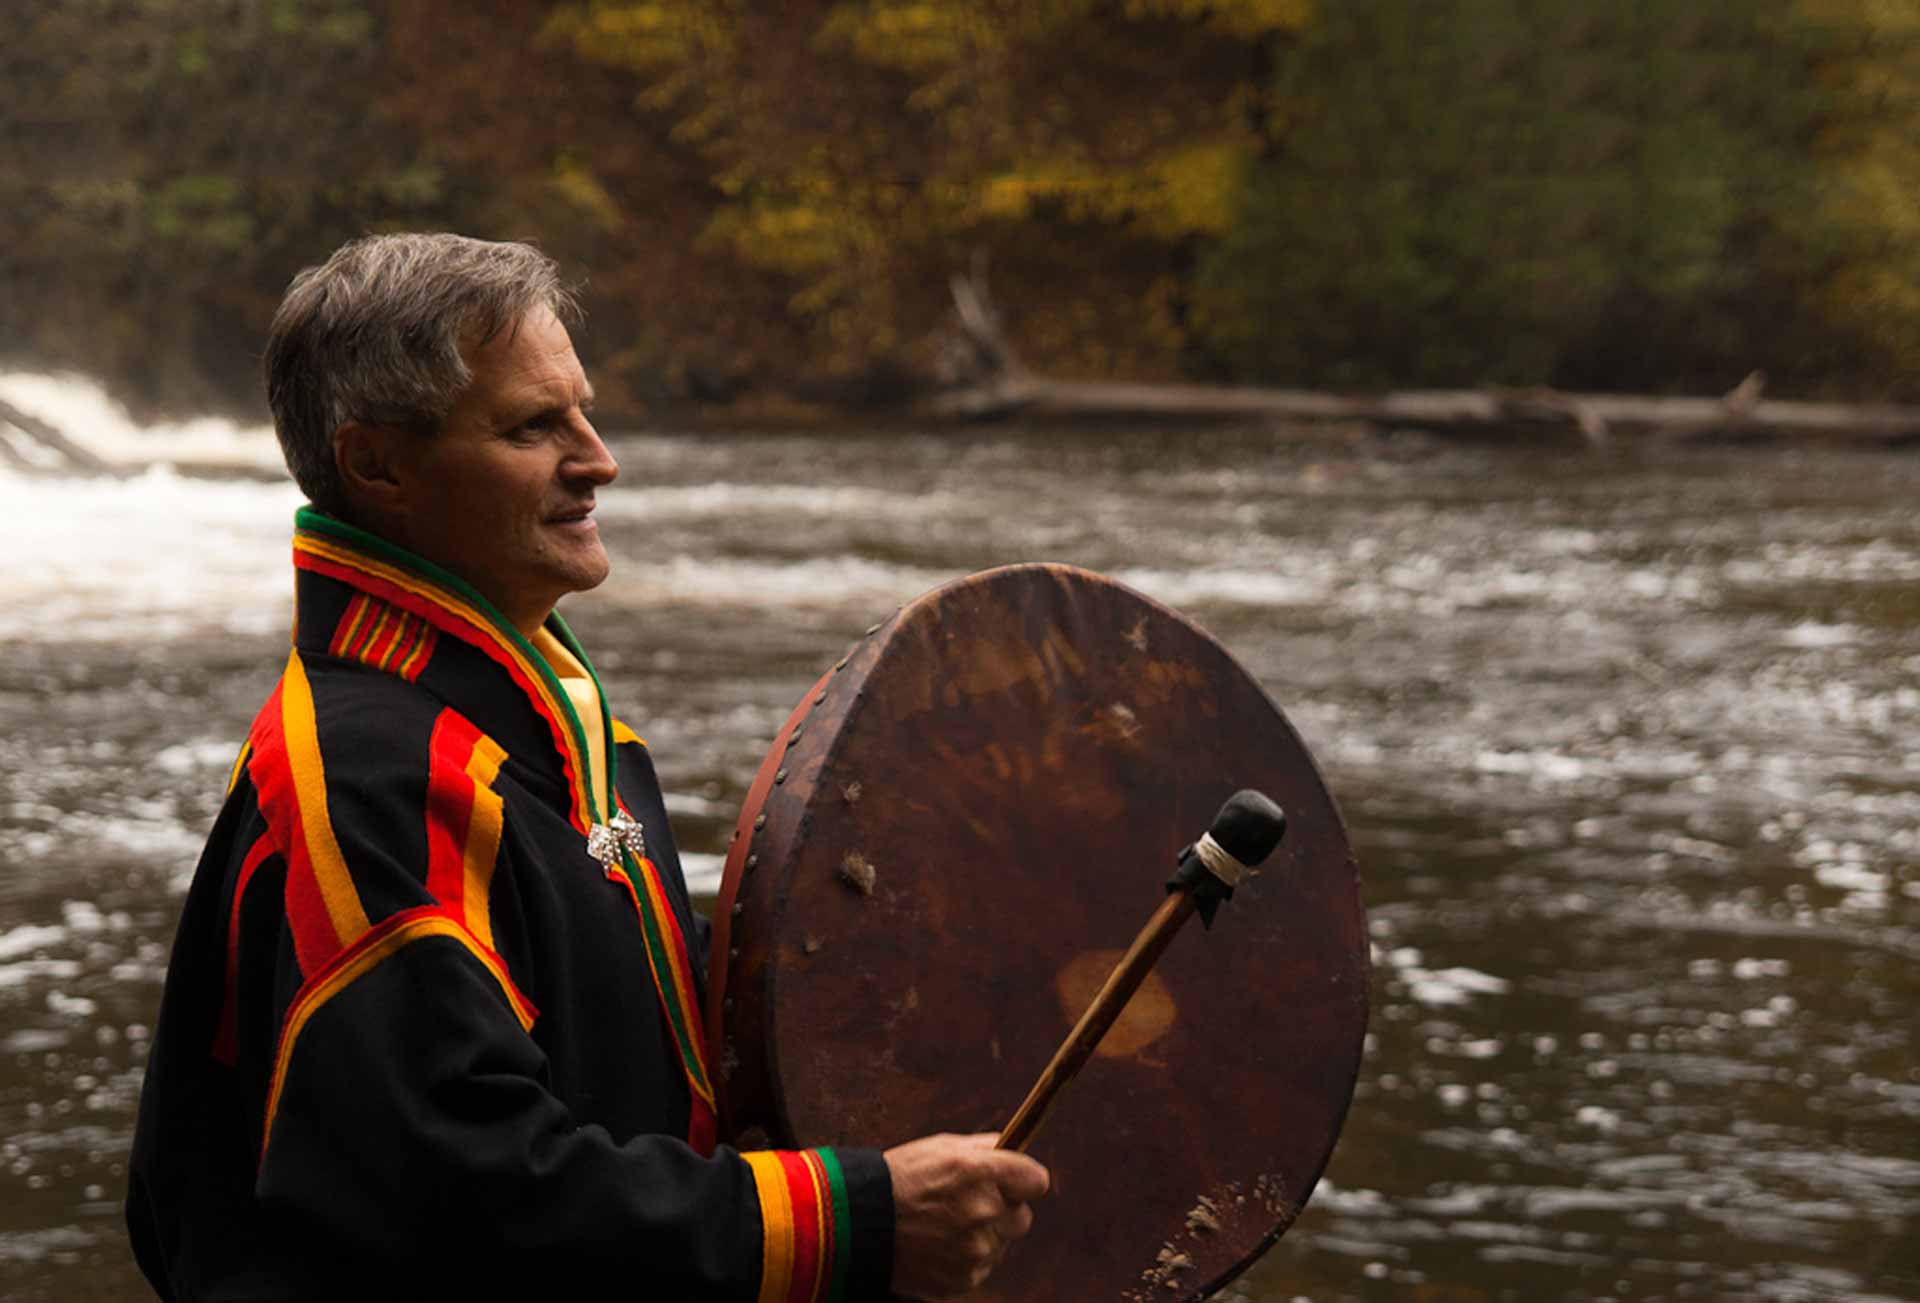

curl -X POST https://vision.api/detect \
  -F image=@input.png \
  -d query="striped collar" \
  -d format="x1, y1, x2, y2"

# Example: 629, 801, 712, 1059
289, 506, 617, 836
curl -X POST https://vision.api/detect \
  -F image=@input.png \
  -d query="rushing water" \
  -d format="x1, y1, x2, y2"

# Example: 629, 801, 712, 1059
1, 376, 1916, 1301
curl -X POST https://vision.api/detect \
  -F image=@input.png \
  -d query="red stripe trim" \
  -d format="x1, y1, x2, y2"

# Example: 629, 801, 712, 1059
689, 1093, 718, 1155
328, 591, 439, 684
627, 842, 710, 1077
213, 831, 278, 1066
423, 713, 482, 914
603, 861, 719, 1150
327, 595, 370, 659
360, 608, 398, 666
369, 610, 409, 670
382, 616, 420, 674
295, 544, 591, 833
776, 1149, 826, 1303
350, 605, 389, 659
247, 681, 337, 976
617, 793, 707, 1048
396, 624, 437, 682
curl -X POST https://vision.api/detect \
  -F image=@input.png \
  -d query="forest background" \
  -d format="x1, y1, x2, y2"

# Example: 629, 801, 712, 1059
8, 0, 1920, 425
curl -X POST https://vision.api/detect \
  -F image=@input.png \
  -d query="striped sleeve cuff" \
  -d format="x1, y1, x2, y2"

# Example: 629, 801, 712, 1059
741, 1147, 893, 1303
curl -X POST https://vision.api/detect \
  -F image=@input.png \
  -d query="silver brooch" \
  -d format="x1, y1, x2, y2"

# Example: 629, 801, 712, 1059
587, 809, 646, 868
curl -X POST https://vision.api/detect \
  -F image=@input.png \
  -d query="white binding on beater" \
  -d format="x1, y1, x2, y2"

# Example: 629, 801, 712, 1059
1192, 831, 1245, 887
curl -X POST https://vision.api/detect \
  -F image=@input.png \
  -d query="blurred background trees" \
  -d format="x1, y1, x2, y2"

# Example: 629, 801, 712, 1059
5, 0, 1920, 420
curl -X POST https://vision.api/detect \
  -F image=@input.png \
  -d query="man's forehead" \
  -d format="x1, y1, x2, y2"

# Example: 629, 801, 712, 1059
463, 308, 593, 413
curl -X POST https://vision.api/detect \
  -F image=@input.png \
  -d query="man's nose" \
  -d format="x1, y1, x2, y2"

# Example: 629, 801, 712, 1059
566, 415, 619, 486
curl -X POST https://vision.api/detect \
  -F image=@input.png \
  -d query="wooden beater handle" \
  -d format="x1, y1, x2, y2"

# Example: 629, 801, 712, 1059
997, 790, 1285, 1153
996, 890, 1197, 1153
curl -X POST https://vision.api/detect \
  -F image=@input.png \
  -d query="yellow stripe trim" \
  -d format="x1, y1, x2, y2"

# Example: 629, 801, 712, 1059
334, 594, 369, 655
640, 862, 711, 1099
460, 736, 509, 952
280, 651, 372, 949
225, 740, 253, 797
397, 622, 436, 679
743, 1151, 797, 1303
611, 718, 646, 748
378, 614, 416, 671
295, 535, 591, 829
356, 606, 392, 661
261, 912, 534, 1156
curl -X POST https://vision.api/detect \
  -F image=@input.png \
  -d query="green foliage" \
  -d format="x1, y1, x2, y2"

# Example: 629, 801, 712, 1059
1794, 0, 1920, 388
1192, 0, 1826, 392
147, 176, 250, 245
10, 0, 1920, 414
1, 0, 467, 414
545, 0, 1301, 379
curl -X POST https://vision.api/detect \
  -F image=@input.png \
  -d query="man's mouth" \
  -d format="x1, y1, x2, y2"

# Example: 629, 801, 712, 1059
548, 502, 596, 526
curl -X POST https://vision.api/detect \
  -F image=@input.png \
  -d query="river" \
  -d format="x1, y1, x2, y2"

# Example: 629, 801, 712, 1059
1, 375, 1915, 1301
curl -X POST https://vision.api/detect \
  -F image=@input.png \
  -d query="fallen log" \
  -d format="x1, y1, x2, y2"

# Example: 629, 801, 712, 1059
929, 268, 1920, 446
0, 429, 35, 472
931, 373, 1920, 446
0, 397, 115, 474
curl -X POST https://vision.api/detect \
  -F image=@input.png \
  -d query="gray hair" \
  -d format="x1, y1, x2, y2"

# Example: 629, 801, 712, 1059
263, 233, 580, 515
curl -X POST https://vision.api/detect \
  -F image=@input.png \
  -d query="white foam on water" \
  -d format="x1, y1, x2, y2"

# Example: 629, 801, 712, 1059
597, 481, 961, 523
0, 371, 283, 473
662, 791, 732, 819
0, 959, 81, 987
1781, 621, 1859, 649
594, 552, 951, 610
153, 738, 249, 776
45, 991, 96, 1017
1114, 566, 1328, 608
0, 464, 302, 642
1406, 966, 1513, 1007
680, 851, 723, 897
1473, 749, 1591, 782
0, 924, 67, 962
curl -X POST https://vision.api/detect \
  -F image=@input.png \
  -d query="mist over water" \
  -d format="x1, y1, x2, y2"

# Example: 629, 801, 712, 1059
2, 375, 1916, 1301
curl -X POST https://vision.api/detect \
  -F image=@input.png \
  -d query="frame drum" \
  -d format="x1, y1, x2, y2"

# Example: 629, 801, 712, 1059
707, 564, 1367, 1302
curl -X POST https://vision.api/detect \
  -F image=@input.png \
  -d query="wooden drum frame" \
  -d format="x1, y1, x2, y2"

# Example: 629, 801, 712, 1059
707, 564, 1368, 1302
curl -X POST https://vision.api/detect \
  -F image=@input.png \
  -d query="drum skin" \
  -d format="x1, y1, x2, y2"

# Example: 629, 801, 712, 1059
706, 564, 1367, 1303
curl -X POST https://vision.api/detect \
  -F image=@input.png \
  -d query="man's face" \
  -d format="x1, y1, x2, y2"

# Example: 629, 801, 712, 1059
382, 306, 618, 633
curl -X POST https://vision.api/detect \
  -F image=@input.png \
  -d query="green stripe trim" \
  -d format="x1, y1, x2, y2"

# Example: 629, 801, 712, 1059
818, 1147, 854, 1303
294, 506, 604, 824
617, 851, 711, 1094
545, 611, 619, 816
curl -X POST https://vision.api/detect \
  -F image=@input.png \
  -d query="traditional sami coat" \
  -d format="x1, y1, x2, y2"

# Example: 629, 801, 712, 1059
127, 508, 892, 1302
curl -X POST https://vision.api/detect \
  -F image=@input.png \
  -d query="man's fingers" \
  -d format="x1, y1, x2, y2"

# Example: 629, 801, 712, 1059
949, 1133, 1051, 1203
951, 1134, 1051, 1201
957, 1191, 1003, 1225
885, 1132, 1049, 1300
993, 1200, 1034, 1242
983, 1150, 1050, 1202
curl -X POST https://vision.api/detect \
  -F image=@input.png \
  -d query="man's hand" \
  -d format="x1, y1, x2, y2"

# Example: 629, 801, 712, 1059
883, 1133, 1051, 1300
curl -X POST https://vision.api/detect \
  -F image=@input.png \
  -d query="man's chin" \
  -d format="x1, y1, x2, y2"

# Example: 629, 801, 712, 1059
559, 549, 613, 596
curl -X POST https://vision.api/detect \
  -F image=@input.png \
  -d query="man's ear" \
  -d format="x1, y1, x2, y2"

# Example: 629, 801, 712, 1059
333, 421, 409, 516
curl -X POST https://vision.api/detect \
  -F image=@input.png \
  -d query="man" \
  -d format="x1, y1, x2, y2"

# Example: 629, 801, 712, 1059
127, 234, 1048, 1301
